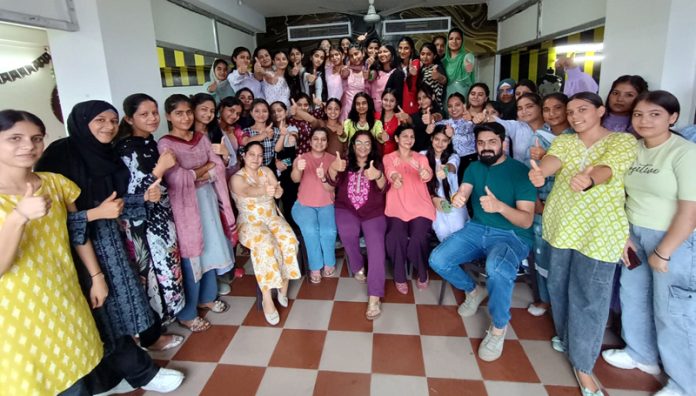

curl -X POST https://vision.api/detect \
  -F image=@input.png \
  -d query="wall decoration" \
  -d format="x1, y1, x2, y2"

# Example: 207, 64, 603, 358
157, 46, 218, 87
0, 51, 52, 85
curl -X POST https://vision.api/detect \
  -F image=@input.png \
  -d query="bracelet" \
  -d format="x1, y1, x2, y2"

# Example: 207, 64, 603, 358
583, 176, 596, 192
653, 248, 671, 261
321, 178, 327, 183
91, 271, 103, 278
13, 207, 30, 222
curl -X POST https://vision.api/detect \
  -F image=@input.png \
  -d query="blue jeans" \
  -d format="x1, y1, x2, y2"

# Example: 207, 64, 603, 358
292, 202, 337, 271
620, 224, 696, 395
177, 258, 218, 321
533, 214, 551, 303
429, 222, 529, 329
547, 246, 617, 374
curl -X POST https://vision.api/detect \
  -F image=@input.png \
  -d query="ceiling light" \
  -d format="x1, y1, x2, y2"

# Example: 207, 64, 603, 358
555, 43, 603, 54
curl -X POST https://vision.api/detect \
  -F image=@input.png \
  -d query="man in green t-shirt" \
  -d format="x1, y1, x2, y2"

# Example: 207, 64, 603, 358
429, 122, 536, 362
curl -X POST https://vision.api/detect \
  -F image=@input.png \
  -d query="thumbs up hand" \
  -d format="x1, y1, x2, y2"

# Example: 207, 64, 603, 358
570, 165, 595, 192
479, 186, 503, 213
15, 182, 52, 221
306, 70, 317, 84
528, 160, 545, 187
390, 172, 404, 189
265, 176, 279, 197
451, 191, 467, 208
316, 162, 326, 180
365, 160, 381, 180
331, 151, 346, 172
422, 107, 432, 125
144, 178, 163, 203
436, 164, 447, 181
408, 59, 418, 76
395, 106, 409, 124
96, 191, 124, 219
529, 137, 546, 161
296, 156, 307, 171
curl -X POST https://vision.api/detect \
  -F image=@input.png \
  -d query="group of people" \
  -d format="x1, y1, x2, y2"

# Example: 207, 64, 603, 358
0, 30, 694, 396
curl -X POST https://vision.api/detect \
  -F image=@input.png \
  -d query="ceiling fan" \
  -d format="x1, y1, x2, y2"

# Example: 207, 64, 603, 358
319, 0, 425, 24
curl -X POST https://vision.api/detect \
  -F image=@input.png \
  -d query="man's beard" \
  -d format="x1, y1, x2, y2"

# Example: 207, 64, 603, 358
479, 149, 502, 165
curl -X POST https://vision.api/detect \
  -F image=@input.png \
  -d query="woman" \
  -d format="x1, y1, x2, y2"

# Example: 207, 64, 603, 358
525, 93, 573, 317
378, 89, 410, 154
0, 110, 104, 395
602, 91, 696, 396
528, 92, 637, 396
325, 46, 345, 103
384, 126, 435, 293
489, 92, 541, 162
603, 75, 648, 133
252, 47, 274, 87
288, 93, 323, 155
261, 50, 292, 108
495, 79, 517, 120
418, 42, 446, 110
442, 28, 476, 102
229, 46, 262, 100
514, 79, 537, 100
216, 96, 244, 180
192, 93, 222, 143
271, 101, 299, 226
291, 127, 337, 283
302, 48, 327, 106
397, 36, 420, 114
369, 44, 405, 113
428, 92, 476, 180
294, 97, 346, 155
466, 83, 489, 118
230, 141, 301, 325
327, 131, 387, 319
36, 101, 184, 393
203, 58, 235, 104
242, 99, 280, 167
342, 92, 385, 144
340, 37, 352, 61
422, 125, 468, 241
340, 44, 368, 121
411, 85, 443, 152
115, 93, 185, 327
158, 94, 237, 332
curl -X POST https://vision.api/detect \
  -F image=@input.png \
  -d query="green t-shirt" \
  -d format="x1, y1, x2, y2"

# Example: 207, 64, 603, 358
542, 132, 637, 262
625, 134, 696, 231
340, 119, 384, 143
463, 157, 537, 246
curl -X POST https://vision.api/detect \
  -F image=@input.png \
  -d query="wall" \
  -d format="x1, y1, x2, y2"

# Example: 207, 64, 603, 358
0, 23, 65, 142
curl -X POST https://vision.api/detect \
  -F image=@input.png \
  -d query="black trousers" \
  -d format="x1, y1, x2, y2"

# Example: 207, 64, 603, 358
86, 336, 159, 394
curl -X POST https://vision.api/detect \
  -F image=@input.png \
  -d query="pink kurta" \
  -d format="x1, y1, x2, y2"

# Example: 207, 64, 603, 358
340, 68, 367, 121
383, 151, 436, 222
369, 69, 395, 113
325, 64, 344, 102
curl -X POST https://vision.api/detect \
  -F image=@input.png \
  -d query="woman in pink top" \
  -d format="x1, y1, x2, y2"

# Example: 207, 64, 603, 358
325, 47, 345, 102
340, 44, 369, 121
384, 126, 436, 294
368, 45, 404, 114
290, 127, 337, 283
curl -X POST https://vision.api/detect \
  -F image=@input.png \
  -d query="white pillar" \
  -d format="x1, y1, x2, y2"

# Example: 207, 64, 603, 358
601, 0, 696, 127
46, 0, 162, 120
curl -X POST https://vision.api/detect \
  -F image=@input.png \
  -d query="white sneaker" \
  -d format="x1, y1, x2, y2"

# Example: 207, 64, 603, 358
653, 386, 685, 396
94, 379, 135, 396
526, 303, 547, 317
601, 349, 661, 375
141, 368, 184, 393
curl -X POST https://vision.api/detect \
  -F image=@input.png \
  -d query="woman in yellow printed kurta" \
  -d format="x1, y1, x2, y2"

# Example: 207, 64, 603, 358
0, 110, 105, 396
230, 141, 300, 325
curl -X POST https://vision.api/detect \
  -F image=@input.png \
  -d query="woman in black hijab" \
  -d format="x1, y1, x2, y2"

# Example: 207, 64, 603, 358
36, 100, 184, 394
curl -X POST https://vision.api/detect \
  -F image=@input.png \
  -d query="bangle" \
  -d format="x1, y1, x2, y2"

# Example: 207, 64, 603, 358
653, 248, 671, 261
583, 176, 596, 192
13, 207, 30, 222
91, 271, 103, 278
321, 178, 327, 183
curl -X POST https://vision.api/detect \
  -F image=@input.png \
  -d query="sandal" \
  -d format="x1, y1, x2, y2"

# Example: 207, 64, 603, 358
354, 268, 367, 283
309, 270, 322, 284
198, 300, 229, 313
145, 334, 185, 352
395, 281, 409, 295
178, 316, 211, 333
322, 266, 336, 278
416, 276, 429, 290
365, 299, 381, 320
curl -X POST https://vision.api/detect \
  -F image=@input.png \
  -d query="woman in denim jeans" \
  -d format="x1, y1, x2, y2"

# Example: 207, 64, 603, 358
602, 91, 696, 396
528, 92, 637, 396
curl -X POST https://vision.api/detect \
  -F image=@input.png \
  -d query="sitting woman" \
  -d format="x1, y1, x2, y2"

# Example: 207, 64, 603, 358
291, 127, 337, 283
327, 131, 387, 320
230, 141, 301, 325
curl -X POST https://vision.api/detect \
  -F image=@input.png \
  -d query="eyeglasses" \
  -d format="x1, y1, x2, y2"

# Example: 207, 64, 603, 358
354, 141, 371, 147
499, 88, 514, 95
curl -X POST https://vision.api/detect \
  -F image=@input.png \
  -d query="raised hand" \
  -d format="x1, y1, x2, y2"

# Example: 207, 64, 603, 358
289, 99, 298, 117
144, 178, 162, 203
155, 148, 176, 172
330, 151, 346, 172
418, 164, 431, 181
472, 111, 487, 124
435, 164, 447, 181
529, 137, 546, 161
408, 59, 418, 76
97, 191, 124, 219
279, 119, 288, 136
451, 191, 467, 208
238, 60, 248, 74
422, 107, 432, 125
15, 182, 52, 220
390, 172, 403, 189
208, 80, 218, 92
316, 162, 326, 180
431, 66, 441, 82
265, 176, 279, 197
444, 124, 454, 137
395, 106, 409, 124
570, 165, 594, 192
365, 160, 381, 180
306, 70, 317, 84
528, 160, 545, 187
479, 186, 503, 213
312, 95, 323, 107
340, 66, 350, 79
253, 57, 263, 75
296, 156, 307, 172
264, 124, 275, 140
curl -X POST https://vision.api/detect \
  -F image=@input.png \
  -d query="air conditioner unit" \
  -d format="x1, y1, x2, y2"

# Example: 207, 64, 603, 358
381, 16, 451, 36
287, 22, 352, 42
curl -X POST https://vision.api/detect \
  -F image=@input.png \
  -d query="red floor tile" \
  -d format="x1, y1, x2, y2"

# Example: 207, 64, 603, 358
268, 329, 327, 369
372, 334, 425, 376
172, 325, 238, 362
242, 299, 294, 327
470, 338, 540, 382
508, 307, 556, 340
328, 301, 374, 332
230, 275, 260, 297
416, 305, 467, 337
296, 277, 339, 300
382, 281, 416, 304
200, 364, 265, 396
593, 350, 662, 392
427, 378, 488, 396
313, 371, 371, 396
544, 385, 581, 396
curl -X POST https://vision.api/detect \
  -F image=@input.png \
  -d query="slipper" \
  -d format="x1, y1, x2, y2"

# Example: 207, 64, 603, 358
145, 334, 184, 352
198, 300, 229, 313
309, 270, 322, 284
573, 369, 604, 396
322, 266, 336, 278
178, 317, 211, 333
365, 300, 381, 320
354, 268, 367, 283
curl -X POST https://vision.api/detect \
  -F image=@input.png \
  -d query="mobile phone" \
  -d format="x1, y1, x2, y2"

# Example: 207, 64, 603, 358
626, 247, 642, 270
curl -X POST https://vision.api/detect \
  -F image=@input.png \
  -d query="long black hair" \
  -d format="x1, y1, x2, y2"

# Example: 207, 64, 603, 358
118, 93, 158, 139
347, 92, 376, 130
305, 47, 328, 103
347, 130, 382, 173
425, 125, 454, 202
0, 109, 46, 135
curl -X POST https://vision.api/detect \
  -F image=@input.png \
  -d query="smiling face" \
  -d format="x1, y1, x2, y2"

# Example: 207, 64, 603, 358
398, 41, 412, 62
566, 99, 604, 133
325, 101, 341, 121
221, 104, 242, 126
431, 131, 450, 155
329, 48, 343, 66
476, 130, 504, 165
349, 47, 364, 66
243, 144, 263, 170
395, 128, 415, 150
448, 31, 462, 52
128, 100, 160, 135
608, 82, 639, 115
274, 52, 289, 71
214, 62, 229, 80
311, 50, 325, 68
433, 37, 446, 57
367, 42, 380, 58
271, 103, 287, 123
515, 85, 532, 100
88, 110, 119, 144
0, 121, 45, 169
194, 100, 216, 126
233, 50, 251, 69
420, 46, 435, 66
631, 100, 678, 140
468, 86, 487, 108
251, 102, 270, 124
354, 96, 369, 116
542, 98, 567, 130
295, 97, 310, 112
516, 97, 542, 124
239, 91, 253, 111
166, 103, 193, 132
354, 133, 372, 159
289, 48, 303, 66
310, 130, 328, 153
381, 93, 396, 112
417, 90, 433, 111
377, 46, 392, 65
257, 49, 272, 68
447, 96, 465, 119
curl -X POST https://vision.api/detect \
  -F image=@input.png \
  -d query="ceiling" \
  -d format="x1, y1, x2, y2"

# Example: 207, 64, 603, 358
243, 0, 484, 18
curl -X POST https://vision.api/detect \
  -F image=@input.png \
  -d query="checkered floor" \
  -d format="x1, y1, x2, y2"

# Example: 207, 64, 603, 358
128, 253, 665, 396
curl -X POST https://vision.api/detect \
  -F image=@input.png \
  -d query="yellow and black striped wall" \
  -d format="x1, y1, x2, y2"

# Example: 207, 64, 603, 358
500, 26, 604, 86
157, 46, 220, 87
